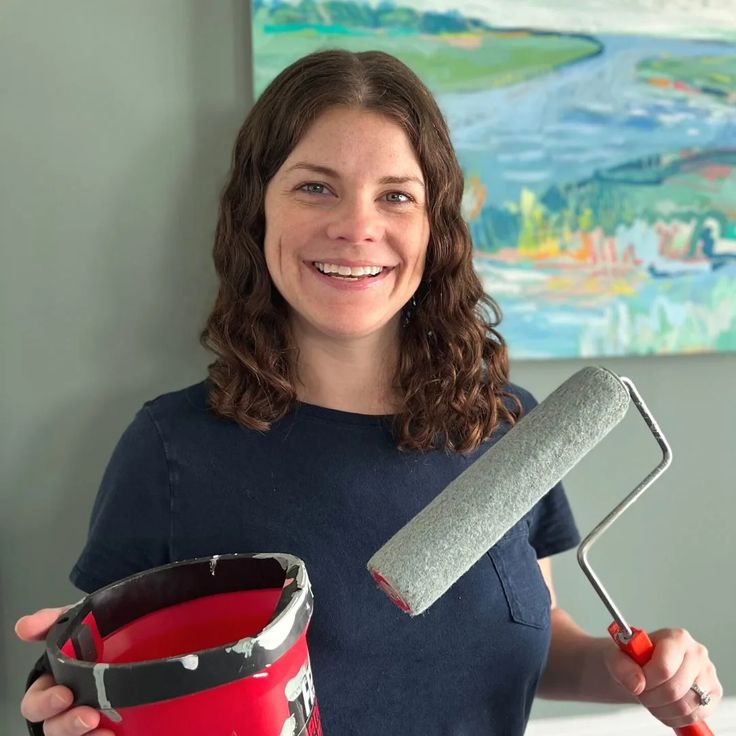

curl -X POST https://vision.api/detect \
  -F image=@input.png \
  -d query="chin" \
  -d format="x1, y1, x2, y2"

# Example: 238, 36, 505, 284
325, 325, 382, 340
317, 319, 394, 341
296, 306, 399, 342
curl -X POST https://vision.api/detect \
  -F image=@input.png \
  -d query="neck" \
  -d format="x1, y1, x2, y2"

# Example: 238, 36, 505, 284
291, 319, 401, 415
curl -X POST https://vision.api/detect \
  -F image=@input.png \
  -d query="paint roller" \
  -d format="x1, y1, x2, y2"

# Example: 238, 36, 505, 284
367, 366, 714, 736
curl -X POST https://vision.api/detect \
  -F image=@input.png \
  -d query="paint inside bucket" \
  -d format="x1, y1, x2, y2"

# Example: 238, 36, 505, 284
60, 589, 283, 664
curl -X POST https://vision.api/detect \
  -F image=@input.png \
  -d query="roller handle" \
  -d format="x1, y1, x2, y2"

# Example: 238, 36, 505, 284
608, 623, 714, 736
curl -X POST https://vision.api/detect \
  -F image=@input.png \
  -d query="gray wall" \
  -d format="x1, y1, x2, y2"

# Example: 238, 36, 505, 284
1, 1, 251, 730
1, 2, 733, 732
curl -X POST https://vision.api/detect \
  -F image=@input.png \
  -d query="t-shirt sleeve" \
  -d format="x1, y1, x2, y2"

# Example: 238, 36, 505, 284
70, 405, 173, 593
528, 481, 580, 558
510, 383, 581, 557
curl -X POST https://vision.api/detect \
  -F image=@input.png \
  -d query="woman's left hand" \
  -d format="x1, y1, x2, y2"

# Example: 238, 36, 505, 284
604, 627, 722, 729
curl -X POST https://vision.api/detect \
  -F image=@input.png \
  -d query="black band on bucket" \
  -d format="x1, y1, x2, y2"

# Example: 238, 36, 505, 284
43, 553, 314, 710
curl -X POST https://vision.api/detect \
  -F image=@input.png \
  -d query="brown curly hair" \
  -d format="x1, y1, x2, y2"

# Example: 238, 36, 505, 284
200, 49, 521, 452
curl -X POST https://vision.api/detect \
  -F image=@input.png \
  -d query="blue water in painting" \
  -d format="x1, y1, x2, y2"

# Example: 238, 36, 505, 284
435, 34, 736, 357
476, 260, 736, 358
439, 34, 736, 205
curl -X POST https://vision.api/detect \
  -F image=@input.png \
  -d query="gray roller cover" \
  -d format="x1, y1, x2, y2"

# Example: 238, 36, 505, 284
367, 365, 631, 616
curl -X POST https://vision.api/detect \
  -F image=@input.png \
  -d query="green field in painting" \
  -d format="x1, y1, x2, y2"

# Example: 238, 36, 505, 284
595, 150, 736, 234
638, 55, 736, 102
469, 149, 736, 256
252, 24, 601, 95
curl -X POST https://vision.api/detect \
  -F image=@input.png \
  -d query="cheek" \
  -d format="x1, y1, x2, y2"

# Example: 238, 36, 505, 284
266, 207, 322, 256
411, 221, 431, 271
262, 198, 278, 266
262, 227, 278, 277
263, 228, 304, 292
262, 223, 288, 292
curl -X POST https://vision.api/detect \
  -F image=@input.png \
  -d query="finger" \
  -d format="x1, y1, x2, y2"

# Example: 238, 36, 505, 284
15, 606, 72, 642
638, 646, 699, 709
41, 706, 102, 736
639, 629, 711, 708
650, 696, 707, 728
605, 647, 646, 696
644, 677, 704, 723
651, 691, 719, 729
639, 629, 689, 692
649, 664, 723, 728
20, 675, 75, 723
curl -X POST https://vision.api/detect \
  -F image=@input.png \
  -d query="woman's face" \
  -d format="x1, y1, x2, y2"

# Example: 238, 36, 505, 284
263, 106, 430, 344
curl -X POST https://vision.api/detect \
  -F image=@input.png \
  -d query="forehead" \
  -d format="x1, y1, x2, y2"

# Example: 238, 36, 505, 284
283, 106, 422, 173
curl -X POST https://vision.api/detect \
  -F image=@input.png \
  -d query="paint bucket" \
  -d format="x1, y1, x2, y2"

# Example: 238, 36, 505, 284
28, 553, 322, 736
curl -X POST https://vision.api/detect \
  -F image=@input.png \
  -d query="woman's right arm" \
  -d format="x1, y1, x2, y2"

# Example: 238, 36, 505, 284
16, 607, 114, 736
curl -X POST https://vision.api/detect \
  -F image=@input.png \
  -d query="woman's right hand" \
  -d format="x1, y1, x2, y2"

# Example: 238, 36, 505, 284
15, 607, 113, 736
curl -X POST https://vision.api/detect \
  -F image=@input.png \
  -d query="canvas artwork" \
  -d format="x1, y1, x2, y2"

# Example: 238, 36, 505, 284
252, 0, 736, 358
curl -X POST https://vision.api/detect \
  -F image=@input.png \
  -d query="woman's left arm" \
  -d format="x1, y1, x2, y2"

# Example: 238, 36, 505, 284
535, 558, 723, 730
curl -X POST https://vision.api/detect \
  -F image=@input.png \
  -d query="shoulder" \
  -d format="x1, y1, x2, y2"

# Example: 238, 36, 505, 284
479, 362, 538, 413
141, 379, 221, 426
502, 381, 539, 415
100, 381, 216, 466
143, 379, 209, 412
126, 379, 241, 450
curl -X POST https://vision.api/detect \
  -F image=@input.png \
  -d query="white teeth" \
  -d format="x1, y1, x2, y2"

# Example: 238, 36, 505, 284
314, 262, 384, 277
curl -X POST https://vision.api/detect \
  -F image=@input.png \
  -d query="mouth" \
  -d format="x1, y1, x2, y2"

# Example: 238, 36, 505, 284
312, 261, 392, 281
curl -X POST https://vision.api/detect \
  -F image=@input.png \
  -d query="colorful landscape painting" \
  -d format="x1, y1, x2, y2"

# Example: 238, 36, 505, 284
252, 0, 736, 358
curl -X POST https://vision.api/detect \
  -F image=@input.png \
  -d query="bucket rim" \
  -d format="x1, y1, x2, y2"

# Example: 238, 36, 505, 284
44, 552, 314, 710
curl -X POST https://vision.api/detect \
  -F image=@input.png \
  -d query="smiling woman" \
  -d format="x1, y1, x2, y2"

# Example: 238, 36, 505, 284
202, 48, 518, 447
17, 48, 721, 736
263, 106, 430, 364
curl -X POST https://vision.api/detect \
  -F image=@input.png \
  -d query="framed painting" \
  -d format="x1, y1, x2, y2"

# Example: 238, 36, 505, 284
252, 0, 736, 358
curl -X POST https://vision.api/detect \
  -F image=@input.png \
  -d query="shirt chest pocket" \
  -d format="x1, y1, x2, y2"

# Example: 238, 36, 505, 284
487, 525, 551, 630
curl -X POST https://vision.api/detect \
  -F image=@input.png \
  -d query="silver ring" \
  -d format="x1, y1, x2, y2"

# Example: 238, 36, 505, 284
690, 682, 712, 707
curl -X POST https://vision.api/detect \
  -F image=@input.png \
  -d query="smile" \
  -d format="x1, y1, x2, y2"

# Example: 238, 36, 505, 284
313, 262, 387, 280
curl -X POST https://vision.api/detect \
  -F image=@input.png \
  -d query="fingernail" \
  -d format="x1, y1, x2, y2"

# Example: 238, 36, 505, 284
75, 715, 93, 729
52, 692, 71, 708
628, 677, 643, 695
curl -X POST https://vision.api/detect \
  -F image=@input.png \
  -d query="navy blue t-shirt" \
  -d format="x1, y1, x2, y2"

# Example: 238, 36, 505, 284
71, 381, 579, 735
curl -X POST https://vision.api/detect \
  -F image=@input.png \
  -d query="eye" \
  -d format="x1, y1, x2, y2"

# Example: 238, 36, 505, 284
299, 183, 328, 195
385, 191, 413, 203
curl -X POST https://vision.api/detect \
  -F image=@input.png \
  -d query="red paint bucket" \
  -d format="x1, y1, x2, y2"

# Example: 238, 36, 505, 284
28, 553, 322, 736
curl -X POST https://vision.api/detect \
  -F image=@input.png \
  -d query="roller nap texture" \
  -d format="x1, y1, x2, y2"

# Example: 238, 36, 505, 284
367, 366, 630, 615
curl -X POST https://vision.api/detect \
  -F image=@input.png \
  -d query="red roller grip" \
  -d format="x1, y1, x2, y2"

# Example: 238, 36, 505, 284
608, 623, 714, 736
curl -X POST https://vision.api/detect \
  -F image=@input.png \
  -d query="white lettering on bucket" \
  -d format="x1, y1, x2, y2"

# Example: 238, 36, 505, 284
285, 660, 317, 730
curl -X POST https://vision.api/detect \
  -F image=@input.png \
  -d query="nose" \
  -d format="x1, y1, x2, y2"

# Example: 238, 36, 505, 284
325, 194, 384, 243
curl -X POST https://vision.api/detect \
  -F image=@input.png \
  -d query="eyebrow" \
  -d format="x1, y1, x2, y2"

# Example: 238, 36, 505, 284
285, 162, 425, 188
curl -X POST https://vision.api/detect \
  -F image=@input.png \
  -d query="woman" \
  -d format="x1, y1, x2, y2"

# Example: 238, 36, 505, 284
17, 49, 721, 735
